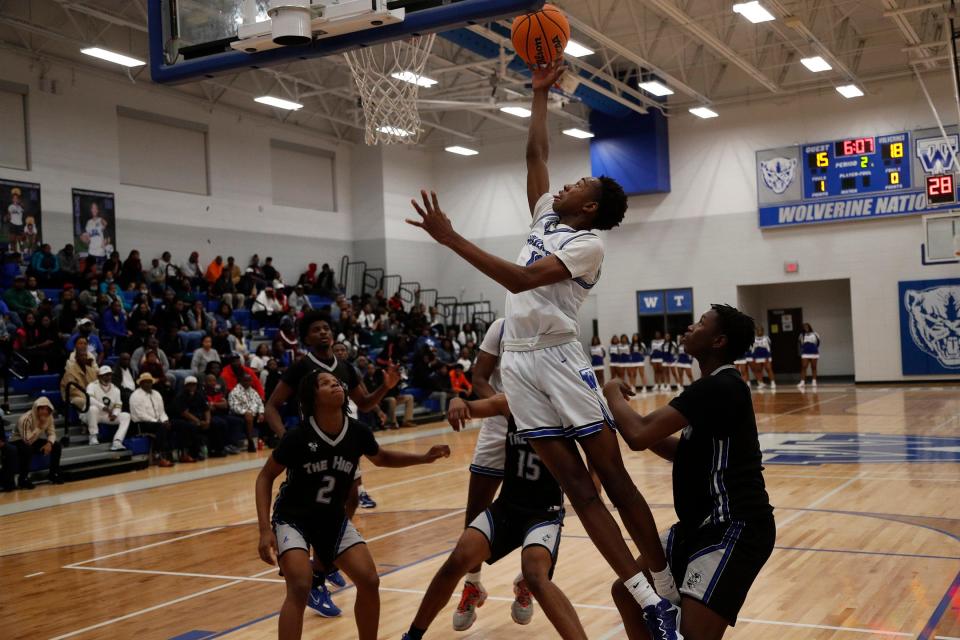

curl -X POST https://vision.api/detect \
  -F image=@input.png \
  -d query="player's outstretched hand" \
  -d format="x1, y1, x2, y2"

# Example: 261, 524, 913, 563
603, 378, 634, 401
258, 529, 278, 566
407, 190, 456, 246
447, 397, 471, 431
530, 60, 566, 92
383, 362, 401, 389
424, 445, 451, 462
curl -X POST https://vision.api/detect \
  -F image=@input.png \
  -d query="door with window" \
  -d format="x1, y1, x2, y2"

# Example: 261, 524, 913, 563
768, 308, 802, 373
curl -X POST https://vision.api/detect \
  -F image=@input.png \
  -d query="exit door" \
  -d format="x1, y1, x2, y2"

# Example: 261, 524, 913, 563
768, 308, 802, 374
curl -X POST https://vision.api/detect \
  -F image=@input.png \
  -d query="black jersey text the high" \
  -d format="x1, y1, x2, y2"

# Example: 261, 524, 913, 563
501, 417, 563, 513
272, 416, 378, 522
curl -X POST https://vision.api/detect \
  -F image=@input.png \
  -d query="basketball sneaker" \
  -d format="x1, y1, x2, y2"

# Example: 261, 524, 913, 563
359, 490, 377, 509
511, 576, 535, 625
327, 569, 346, 588
811, 380, 818, 389
757, 381, 766, 389
452, 581, 487, 631
89, 435, 100, 446
796, 380, 805, 389
769, 381, 776, 390
307, 584, 342, 617
643, 599, 683, 640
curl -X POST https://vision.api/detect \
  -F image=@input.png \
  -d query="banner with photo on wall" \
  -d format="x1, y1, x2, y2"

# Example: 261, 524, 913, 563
0, 178, 42, 259
899, 277, 960, 375
72, 188, 116, 260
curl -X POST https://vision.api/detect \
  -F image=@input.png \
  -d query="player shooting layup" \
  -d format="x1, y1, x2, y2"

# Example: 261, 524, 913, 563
407, 62, 683, 639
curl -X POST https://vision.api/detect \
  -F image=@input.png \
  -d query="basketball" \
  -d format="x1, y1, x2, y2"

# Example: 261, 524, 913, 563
511, 3, 570, 67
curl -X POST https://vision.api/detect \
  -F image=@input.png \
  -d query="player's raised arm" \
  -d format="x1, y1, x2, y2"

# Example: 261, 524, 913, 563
526, 63, 565, 215
602, 378, 688, 452
447, 393, 509, 431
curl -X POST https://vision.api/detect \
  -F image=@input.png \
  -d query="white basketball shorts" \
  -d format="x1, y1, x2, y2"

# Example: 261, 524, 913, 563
501, 341, 615, 439
470, 415, 508, 477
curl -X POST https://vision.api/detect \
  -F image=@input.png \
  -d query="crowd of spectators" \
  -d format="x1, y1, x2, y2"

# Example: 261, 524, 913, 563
0, 244, 486, 490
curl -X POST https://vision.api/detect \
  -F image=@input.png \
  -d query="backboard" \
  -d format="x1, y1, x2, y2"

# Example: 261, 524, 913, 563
148, 0, 544, 84
923, 212, 960, 264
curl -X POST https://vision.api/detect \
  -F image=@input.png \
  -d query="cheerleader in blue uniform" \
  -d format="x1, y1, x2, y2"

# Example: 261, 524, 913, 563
590, 335, 607, 385
734, 349, 753, 383
675, 342, 693, 387
750, 326, 776, 390
798, 323, 821, 389
608, 334, 622, 380
661, 332, 678, 392
628, 333, 648, 393
649, 331, 665, 391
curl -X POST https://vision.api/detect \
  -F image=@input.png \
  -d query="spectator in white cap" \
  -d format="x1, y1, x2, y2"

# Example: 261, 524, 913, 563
84, 364, 131, 449
252, 286, 284, 328
67, 317, 104, 363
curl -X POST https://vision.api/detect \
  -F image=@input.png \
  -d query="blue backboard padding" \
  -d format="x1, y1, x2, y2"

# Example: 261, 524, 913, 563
589, 109, 671, 195
149, 0, 545, 84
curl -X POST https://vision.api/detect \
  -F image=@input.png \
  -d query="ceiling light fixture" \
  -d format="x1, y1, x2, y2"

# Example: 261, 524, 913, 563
638, 80, 674, 96
254, 96, 304, 110
836, 84, 864, 98
732, 1, 775, 23
689, 106, 719, 119
562, 128, 595, 139
80, 47, 145, 67
445, 146, 479, 156
391, 71, 438, 88
800, 56, 832, 72
564, 40, 595, 58
500, 106, 532, 118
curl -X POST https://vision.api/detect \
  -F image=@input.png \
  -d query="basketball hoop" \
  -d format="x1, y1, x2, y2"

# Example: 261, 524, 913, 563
344, 34, 436, 145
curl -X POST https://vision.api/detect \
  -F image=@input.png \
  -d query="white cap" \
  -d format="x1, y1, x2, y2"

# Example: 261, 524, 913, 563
184, 375, 199, 385
98, 365, 113, 376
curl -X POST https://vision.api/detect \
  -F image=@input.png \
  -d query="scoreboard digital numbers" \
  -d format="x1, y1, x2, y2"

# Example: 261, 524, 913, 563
803, 133, 910, 198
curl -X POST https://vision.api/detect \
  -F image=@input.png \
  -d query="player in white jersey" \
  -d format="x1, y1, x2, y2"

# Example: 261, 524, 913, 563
407, 62, 681, 639
449, 317, 534, 630
83, 202, 108, 258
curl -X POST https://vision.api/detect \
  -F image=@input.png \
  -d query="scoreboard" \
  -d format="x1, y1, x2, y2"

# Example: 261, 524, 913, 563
802, 133, 910, 199
757, 126, 960, 228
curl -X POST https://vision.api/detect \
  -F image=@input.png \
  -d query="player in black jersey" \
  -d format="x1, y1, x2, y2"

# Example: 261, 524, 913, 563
256, 370, 450, 640
264, 312, 401, 610
402, 394, 587, 640
602, 304, 775, 640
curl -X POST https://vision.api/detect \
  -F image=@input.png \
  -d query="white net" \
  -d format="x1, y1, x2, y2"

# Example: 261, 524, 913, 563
344, 34, 436, 145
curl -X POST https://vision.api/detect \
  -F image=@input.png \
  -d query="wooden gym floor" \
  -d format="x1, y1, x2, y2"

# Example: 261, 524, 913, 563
1, 384, 958, 640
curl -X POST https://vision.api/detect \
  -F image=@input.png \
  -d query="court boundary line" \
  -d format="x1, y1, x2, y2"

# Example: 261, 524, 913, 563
1, 423, 477, 517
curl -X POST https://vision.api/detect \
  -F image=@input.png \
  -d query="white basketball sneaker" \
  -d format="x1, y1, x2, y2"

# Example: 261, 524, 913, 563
796, 380, 805, 389
511, 576, 535, 625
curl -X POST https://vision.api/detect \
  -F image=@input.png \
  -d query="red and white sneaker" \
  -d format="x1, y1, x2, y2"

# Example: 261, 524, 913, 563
452, 581, 487, 631
511, 576, 535, 625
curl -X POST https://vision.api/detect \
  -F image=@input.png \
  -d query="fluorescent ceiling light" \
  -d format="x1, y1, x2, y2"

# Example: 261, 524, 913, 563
445, 145, 479, 156
562, 128, 595, 139
377, 125, 413, 137
500, 106, 532, 118
80, 47, 145, 67
638, 80, 674, 96
732, 1, 775, 23
255, 96, 304, 110
836, 84, 864, 98
800, 56, 832, 72
564, 40, 594, 58
689, 106, 719, 119
391, 71, 438, 88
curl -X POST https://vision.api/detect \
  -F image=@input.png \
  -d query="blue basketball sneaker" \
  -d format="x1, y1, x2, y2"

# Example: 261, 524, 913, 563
359, 490, 377, 509
307, 584, 342, 617
643, 599, 683, 640
327, 569, 347, 588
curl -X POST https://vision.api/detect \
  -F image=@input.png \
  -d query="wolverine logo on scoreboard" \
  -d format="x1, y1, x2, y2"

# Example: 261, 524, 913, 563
916, 133, 959, 175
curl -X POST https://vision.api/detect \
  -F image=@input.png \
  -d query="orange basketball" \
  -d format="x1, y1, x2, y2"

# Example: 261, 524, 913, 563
511, 3, 570, 67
